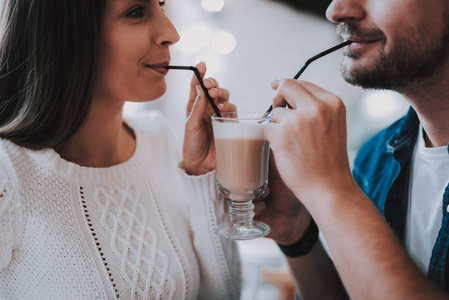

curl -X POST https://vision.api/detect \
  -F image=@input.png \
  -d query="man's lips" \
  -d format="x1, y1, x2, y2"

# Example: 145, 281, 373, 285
344, 37, 382, 51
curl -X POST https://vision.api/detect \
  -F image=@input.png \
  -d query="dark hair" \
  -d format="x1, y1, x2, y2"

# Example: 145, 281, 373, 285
0, 0, 105, 149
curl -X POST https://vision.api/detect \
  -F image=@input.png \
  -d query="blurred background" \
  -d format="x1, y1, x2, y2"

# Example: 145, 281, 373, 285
125, 0, 410, 298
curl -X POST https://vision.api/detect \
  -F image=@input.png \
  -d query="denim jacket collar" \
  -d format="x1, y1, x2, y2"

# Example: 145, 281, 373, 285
387, 107, 419, 154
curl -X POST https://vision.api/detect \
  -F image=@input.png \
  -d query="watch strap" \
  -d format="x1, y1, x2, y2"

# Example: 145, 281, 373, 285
277, 218, 319, 258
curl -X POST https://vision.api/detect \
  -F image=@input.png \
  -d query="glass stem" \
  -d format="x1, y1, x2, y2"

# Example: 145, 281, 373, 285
229, 200, 255, 225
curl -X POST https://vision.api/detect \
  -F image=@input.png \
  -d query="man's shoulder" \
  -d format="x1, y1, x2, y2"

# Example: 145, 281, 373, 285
353, 114, 411, 188
355, 110, 415, 164
357, 120, 402, 159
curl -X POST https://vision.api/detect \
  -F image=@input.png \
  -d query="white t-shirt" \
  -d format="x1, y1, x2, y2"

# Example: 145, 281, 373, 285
405, 125, 449, 274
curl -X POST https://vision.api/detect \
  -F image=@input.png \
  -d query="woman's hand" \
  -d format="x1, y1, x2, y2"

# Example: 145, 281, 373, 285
183, 62, 236, 175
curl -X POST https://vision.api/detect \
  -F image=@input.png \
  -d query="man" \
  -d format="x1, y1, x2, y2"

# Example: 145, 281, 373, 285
257, 0, 449, 298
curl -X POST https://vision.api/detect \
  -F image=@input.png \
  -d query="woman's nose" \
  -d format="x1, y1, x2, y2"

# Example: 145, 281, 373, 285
155, 11, 180, 47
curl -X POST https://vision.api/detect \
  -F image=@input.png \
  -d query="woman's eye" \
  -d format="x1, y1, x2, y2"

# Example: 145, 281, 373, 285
159, 0, 166, 7
127, 6, 145, 18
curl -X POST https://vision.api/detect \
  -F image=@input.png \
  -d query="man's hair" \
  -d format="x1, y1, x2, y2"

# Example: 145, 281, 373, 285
0, 0, 105, 149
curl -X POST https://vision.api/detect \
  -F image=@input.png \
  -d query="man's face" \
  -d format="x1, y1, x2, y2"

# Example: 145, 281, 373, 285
326, 0, 449, 91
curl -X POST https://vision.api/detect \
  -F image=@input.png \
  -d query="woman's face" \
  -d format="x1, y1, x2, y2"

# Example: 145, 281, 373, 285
94, 0, 180, 103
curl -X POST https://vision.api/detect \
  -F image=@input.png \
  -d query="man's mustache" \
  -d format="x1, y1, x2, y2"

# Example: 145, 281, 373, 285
337, 23, 386, 43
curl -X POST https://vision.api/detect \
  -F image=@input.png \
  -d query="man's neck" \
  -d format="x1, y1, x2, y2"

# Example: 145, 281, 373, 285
413, 104, 449, 148
401, 67, 449, 148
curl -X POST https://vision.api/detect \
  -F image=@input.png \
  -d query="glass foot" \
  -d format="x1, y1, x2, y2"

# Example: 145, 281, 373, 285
215, 221, 270, 240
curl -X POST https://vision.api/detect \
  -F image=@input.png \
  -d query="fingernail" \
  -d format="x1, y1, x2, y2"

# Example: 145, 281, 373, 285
205, 79, 214, 87
271, 79, 279, 87
196, 85, 201, 95
218, 103, 224, 108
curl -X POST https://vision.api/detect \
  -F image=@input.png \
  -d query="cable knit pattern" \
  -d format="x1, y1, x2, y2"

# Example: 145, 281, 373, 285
0, 110, 241, 300
94, 183, 176, 299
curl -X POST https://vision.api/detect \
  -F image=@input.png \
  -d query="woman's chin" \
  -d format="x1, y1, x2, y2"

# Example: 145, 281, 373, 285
131, 86, 167, 102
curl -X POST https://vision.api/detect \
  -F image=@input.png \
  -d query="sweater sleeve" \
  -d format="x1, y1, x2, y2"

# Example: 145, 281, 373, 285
177, 166, 242, 300
0, 153, 22, 271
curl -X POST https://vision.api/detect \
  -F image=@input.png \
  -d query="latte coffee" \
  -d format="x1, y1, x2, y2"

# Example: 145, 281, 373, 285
213, 120, 269, 197
211, 112, 271, 239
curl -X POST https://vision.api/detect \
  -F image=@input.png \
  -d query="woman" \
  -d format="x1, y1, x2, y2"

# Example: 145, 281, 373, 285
0, 0, 239, 299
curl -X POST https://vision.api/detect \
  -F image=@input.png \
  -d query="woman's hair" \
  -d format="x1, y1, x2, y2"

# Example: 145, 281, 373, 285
0, 0, 105, 149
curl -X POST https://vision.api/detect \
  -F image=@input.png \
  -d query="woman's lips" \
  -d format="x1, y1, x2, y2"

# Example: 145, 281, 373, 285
146, 65, 169, 75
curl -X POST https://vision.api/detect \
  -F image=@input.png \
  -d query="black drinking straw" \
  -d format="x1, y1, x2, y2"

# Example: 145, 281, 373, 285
261, 40, 352, 118
165, 65, 222, 117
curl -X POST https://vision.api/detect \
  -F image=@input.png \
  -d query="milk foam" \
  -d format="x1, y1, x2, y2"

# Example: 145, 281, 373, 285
212, 122, 265, 139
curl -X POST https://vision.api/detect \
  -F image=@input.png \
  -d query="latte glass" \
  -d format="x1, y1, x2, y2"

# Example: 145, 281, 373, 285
212, 112, 271, 240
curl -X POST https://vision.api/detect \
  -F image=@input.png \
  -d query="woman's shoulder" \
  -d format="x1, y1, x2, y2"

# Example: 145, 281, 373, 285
0, 139, 22, 180
0, 139, 24, 270
0, 140, 24, 203
0, 139, 21, 213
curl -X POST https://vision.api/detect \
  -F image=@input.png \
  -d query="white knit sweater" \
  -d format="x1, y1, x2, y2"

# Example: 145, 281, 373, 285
0, 111, 241, 300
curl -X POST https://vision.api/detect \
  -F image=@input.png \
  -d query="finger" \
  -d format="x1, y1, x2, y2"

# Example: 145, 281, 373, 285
254, 201, 266, 215
298, 80, 346, 111
274, 79, 342, 109
268, 151, 280, 176
264, 123, 289, 152
188, 62, 207, 104
203, 78, 218, 89
188, 85, 208, 122
254, 187, 270, 202
209, 88, 230, 102
207, 88, 220, 99
261, 186, 270, 198
264, 123, 279, 147
293, 80, 337, 103
272, 79, 313, 109
271, 79, 280, 90
269, 107, 296, 123
217, 102, 237, 113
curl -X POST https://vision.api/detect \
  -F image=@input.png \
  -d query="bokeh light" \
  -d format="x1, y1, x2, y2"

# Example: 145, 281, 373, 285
175, 23, 212, 53
360, 90, 409, 122
212, 31, 237, 54
201, 0, 225, 12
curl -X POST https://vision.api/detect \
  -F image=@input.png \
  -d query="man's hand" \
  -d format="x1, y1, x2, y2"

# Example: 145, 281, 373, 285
255, 153, 313, 245
264, 79, 354, 211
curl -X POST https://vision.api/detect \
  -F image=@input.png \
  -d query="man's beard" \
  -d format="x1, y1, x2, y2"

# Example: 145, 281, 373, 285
339, 21, 449, 92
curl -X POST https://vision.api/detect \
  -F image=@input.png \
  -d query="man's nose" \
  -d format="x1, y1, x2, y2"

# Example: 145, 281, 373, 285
326, 0, 365, 24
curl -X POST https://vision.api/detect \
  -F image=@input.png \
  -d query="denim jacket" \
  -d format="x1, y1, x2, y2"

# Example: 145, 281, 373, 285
352, 107, 449, 290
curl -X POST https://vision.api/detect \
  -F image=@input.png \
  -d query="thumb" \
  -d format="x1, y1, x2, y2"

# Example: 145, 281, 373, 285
188, 85, 208, 122
271, 79, 280, 90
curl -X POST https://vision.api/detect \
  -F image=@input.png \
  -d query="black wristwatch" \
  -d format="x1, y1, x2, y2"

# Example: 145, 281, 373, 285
277, 218, 319, 257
